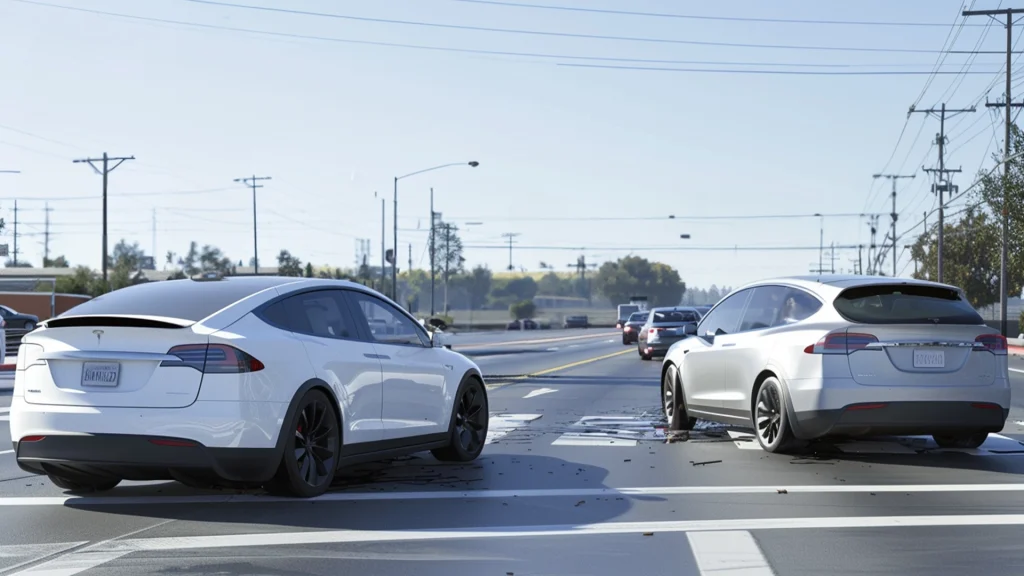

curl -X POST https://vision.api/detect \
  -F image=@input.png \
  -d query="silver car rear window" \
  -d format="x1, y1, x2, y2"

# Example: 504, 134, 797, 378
834, 284, 984, 325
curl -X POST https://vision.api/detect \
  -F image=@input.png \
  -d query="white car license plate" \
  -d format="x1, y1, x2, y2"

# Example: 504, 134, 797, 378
81, 362, 120, 387
913, 349, 945, 368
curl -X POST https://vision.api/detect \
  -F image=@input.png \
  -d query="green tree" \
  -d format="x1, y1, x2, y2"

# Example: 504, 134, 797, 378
911, 208, 1001, 308
52, 266, 105, 297
593, 256, 686, 307
490, 276, 538, 307
277, 250, 303, 276
43, 255, 70, 268
106, 239, 149, 291
4, 259, 31, 268
537, 272, 573, 296
198, 245, 233, 274
432, 222, 465, 282
456, 265, 492, 310
304, 262, 314, 278
509, 299, 536, 320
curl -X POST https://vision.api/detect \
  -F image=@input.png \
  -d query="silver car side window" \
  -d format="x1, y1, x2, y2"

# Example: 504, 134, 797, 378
698, 289, 752, 338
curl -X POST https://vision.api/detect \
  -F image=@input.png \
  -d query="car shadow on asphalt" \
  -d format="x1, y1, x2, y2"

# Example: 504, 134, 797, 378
63, 454, 640, 531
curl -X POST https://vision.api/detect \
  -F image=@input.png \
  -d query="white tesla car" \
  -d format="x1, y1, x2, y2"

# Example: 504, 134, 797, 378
660, 276, 1010, 453
10, 276, 489, 498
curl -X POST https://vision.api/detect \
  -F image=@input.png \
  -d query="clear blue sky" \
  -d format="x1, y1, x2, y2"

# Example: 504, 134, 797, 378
0, 0, 1012, 289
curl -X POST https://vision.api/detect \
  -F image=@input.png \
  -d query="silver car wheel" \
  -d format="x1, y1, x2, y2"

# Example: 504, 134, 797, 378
755, 383, 783, 446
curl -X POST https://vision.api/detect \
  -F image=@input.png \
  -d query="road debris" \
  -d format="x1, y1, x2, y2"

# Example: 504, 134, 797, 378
689, 459, 722, 466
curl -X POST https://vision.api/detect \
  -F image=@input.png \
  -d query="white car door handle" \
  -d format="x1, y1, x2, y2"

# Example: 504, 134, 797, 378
721, 343, 736, 348
364, 353, 390, 360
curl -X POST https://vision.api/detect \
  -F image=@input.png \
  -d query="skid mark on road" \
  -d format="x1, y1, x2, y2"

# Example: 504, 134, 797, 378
726, 429, 1024, 456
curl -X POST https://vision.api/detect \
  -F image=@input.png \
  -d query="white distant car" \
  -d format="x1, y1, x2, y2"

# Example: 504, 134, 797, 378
10, 276, 488, 497
660, 276, 1010, 453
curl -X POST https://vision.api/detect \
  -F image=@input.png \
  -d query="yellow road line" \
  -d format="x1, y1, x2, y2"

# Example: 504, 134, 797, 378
485, 348, 634, 387
456, 331, 618, 350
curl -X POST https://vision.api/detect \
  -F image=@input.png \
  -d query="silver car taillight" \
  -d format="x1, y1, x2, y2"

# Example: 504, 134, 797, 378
804, 330, 878, 354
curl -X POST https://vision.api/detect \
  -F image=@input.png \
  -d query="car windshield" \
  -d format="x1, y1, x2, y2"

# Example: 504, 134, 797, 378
58, 277, 290, 322
834, 284, 984, 325
628, 312, 648, 322
652, 310, 699, 324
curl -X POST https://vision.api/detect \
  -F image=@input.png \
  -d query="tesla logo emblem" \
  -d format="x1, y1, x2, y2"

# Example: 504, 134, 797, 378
93, 330, 103, 345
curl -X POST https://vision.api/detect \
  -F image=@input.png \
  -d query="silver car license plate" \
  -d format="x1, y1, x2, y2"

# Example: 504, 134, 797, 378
81, 362, 121, 387
912, 349, 945, 368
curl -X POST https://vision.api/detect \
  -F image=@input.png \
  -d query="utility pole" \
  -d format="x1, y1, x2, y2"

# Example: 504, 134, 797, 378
913, 102, 974, 283
829, 242, 837, 274
502, 232, 521, 271
234, 175, 271, 275
873, 173, 916, 277
43, 202, 52, 265
429, 188, 437, 316
866, 215, 879, 275
965, 6, 1024, 335
11, 200, 17, 266
73, 152, 135, 283
408, 243, 413, 277
443, 223, 457, 315
857, 245, 863, 275
151, 208, 157, 268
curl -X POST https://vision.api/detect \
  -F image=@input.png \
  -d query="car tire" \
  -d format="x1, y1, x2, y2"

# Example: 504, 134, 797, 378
933, 432, 989, 449
752, 376, 798, 453
48, 474, 120, 493
432, 376, 489, 462
265, 388, 341, 498
622, 336, 629, 345
663, 365, 697, 431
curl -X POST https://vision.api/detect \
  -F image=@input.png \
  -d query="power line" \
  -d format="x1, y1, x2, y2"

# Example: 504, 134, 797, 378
964, 6, 1024, 337
451, 0, 988, 27
25, 0, 1011, 56
443, 212, 875, 223
557, 64, 998, 76
464, 243, 871, 252
73, 152, 135, 283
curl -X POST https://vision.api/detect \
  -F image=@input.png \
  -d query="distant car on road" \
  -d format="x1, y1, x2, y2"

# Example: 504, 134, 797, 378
621, 311, 649, 345
506, 319, 538, 331
11, 276, 489, 498
563, 315, 589, 329
637, 307, 702, 360
0, 305, 39, 331
660, 275, 1010, 454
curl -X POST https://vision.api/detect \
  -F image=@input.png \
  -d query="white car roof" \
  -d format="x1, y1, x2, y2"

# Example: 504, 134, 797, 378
730, 275, 963, 300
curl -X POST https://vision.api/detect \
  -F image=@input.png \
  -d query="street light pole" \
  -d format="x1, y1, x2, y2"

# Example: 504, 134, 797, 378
392, 161, 479, 304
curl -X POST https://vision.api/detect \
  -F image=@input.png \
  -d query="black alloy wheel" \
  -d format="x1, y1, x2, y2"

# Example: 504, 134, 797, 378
662, 365, 696, 431
266, 389, 340, 498
753, 377, 796, 453
433, 377, 489, 462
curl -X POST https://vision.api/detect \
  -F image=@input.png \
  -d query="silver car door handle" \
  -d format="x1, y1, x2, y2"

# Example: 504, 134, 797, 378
364, 353, 390, 360
721, 343, 736, 348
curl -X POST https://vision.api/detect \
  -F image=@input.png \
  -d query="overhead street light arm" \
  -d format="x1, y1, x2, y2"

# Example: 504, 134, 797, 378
397, 161, 479, 181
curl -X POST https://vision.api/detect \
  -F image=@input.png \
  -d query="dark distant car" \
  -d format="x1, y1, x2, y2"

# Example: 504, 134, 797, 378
621, 311, 649, 345
506, 319, 539, 331
563, 315, 589, 329
637, 307, 701, 360
0, 305, 38, 331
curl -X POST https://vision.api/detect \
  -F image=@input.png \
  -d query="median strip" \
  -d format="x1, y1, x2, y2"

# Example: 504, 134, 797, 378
484, 348, 633, 385
455, 331, 618, 351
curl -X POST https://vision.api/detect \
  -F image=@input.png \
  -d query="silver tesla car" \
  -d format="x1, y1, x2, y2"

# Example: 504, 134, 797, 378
660, 275, 1010, 453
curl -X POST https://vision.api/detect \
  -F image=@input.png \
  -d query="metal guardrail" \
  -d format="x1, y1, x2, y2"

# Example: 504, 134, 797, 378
5, 328, 30, 362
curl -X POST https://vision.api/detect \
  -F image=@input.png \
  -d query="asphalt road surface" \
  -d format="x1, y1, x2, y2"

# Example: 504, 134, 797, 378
4, 329, 1024, 574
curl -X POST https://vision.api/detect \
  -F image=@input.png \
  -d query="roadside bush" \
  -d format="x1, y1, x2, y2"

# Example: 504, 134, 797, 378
509, 299, 536, 320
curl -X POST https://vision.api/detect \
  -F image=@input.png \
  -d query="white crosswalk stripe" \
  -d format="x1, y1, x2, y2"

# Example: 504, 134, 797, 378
549, 414, 1024, 456
485, 413, 543, 444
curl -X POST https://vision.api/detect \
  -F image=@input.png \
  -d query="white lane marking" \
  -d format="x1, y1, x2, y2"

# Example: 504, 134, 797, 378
605, 339, 615, 343
0, 542, 89, 575
552, 415, 665, 447
545, 347, 560, 351
10, 519, 175, 576
0, 407, 10, 414
1010, 368, 1024, 374
0, 415, 9, 422
727, 430, 763, 450
485, 413, 543, 444
0, 450, 13, 456
687, 530, 773, 576
725, 429, 1024, 456
50, 514, 1024, 559
11, 483, 1024, 508
567, 344, 581, 348
522, 388, 557, 399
